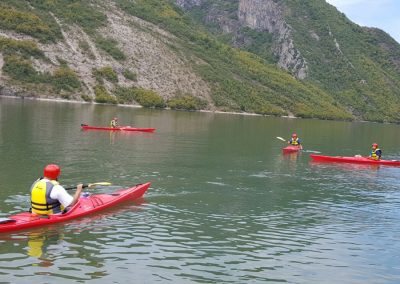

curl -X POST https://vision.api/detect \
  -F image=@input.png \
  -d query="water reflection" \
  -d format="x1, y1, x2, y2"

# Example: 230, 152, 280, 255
309, 160, 381, 172
282, 151, 300, 163
27, 228, 63, 267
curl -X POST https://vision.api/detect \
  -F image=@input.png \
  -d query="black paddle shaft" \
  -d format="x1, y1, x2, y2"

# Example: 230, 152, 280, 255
65, 184, 89, 191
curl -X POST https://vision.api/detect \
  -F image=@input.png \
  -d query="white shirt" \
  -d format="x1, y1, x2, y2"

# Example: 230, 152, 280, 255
42, 179, 74, 207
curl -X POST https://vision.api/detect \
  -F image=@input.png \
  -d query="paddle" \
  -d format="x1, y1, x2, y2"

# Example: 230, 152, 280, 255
65, 182, 111, 191
276, 136, 286, 142
302, 149, 321, 154
276, 136, 321, 153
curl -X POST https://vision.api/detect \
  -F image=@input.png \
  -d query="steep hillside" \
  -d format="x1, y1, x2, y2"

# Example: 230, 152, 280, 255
177, 0, 400, 122
284, 0, 400, 121
0, 0, 399, 122
0, 0, 211, 108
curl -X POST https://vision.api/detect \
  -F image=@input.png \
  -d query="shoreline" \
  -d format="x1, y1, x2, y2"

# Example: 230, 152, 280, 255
0, 94, 142, 108
1, 94, 299, 118
1, 94, 377, 123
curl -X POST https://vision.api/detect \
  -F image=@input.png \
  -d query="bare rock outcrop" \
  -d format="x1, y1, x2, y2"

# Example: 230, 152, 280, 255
175, 0, 204, 10
174, 0, 308, 79
238, 0, 308, 79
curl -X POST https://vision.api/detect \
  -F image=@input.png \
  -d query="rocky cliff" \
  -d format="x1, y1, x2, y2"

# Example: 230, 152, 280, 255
175, 0, 204, 10
176, 0, 308, 79
237, 0, 308, 79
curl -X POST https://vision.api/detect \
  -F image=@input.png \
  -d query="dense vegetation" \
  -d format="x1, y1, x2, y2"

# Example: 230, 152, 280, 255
94, 85, 117, 104
167, 94, 207, 111
0, 3, 62, 42
93, 66, 119, 84
0, 0, 399, 121
114, 87, 165, 108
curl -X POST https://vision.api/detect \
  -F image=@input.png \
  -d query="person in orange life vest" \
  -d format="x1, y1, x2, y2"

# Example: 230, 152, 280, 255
288, 133, 303, 149
369, 143, 382, 160
110, 117, 118, 128
30, 164, 83, 215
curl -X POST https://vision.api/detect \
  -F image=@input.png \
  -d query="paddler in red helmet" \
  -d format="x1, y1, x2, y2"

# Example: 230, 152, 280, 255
30, 164, 83, 215
288, 133, 303, 149
369, 143, 382, 160
110, 117, 118, 128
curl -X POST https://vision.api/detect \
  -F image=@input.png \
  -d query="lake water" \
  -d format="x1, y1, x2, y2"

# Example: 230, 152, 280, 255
0, 96, 400, 283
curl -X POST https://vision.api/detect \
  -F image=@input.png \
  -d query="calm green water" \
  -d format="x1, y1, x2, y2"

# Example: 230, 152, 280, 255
0, 96, 400, 283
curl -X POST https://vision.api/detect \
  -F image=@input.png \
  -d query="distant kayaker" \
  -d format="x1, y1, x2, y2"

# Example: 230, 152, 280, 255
30, 164, 83, 215
369, 143, 382, 160
288, 133, 303, 149
110, 117, 118, 128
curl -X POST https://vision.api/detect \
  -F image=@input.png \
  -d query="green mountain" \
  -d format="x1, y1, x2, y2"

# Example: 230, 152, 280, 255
0, 0, 399, 122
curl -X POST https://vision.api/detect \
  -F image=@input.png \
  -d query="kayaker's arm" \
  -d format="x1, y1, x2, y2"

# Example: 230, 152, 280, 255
70, 184, 83, 207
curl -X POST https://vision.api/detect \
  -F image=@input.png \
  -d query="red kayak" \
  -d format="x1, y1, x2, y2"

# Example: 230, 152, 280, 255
81, 124, 155, 132
282, 145, 302, 154
310, 154, 400, 166
0, 182, 150, 233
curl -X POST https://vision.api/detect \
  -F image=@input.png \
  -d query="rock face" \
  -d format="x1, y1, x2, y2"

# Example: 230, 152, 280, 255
175, 0, 203, 10
238, 0, 308, 79
175, 0, 308, 79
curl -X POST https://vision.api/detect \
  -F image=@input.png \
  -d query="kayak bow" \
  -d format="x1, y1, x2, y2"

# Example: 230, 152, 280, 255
310, 154, 400, 166
0, 182, 150, 233
282, 145, 302, 154
81, 125, 155, 132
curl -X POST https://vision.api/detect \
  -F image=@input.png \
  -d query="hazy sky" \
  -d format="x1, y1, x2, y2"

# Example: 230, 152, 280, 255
326, 0, 400, 43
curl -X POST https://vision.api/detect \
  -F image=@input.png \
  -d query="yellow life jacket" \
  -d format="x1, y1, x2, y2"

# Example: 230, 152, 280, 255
370, 148, 381, 160
30, 179, 64, 215
290, 137, 300, 146
110, 120, 117, 128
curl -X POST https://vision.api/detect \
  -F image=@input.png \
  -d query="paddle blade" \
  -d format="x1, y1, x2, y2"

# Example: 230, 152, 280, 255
87, 182, 112, 188
303, 150, 321, 154
276, 136, 286, 142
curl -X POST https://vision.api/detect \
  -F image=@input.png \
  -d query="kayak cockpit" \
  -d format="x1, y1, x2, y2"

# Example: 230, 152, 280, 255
0, 218, 16, 224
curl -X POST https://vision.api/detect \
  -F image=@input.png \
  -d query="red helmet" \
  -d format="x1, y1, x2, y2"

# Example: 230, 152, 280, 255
43, 164, 61, 180
292, 133, 297, 137
113, 117, 118, 120
372, 143, 378, 148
